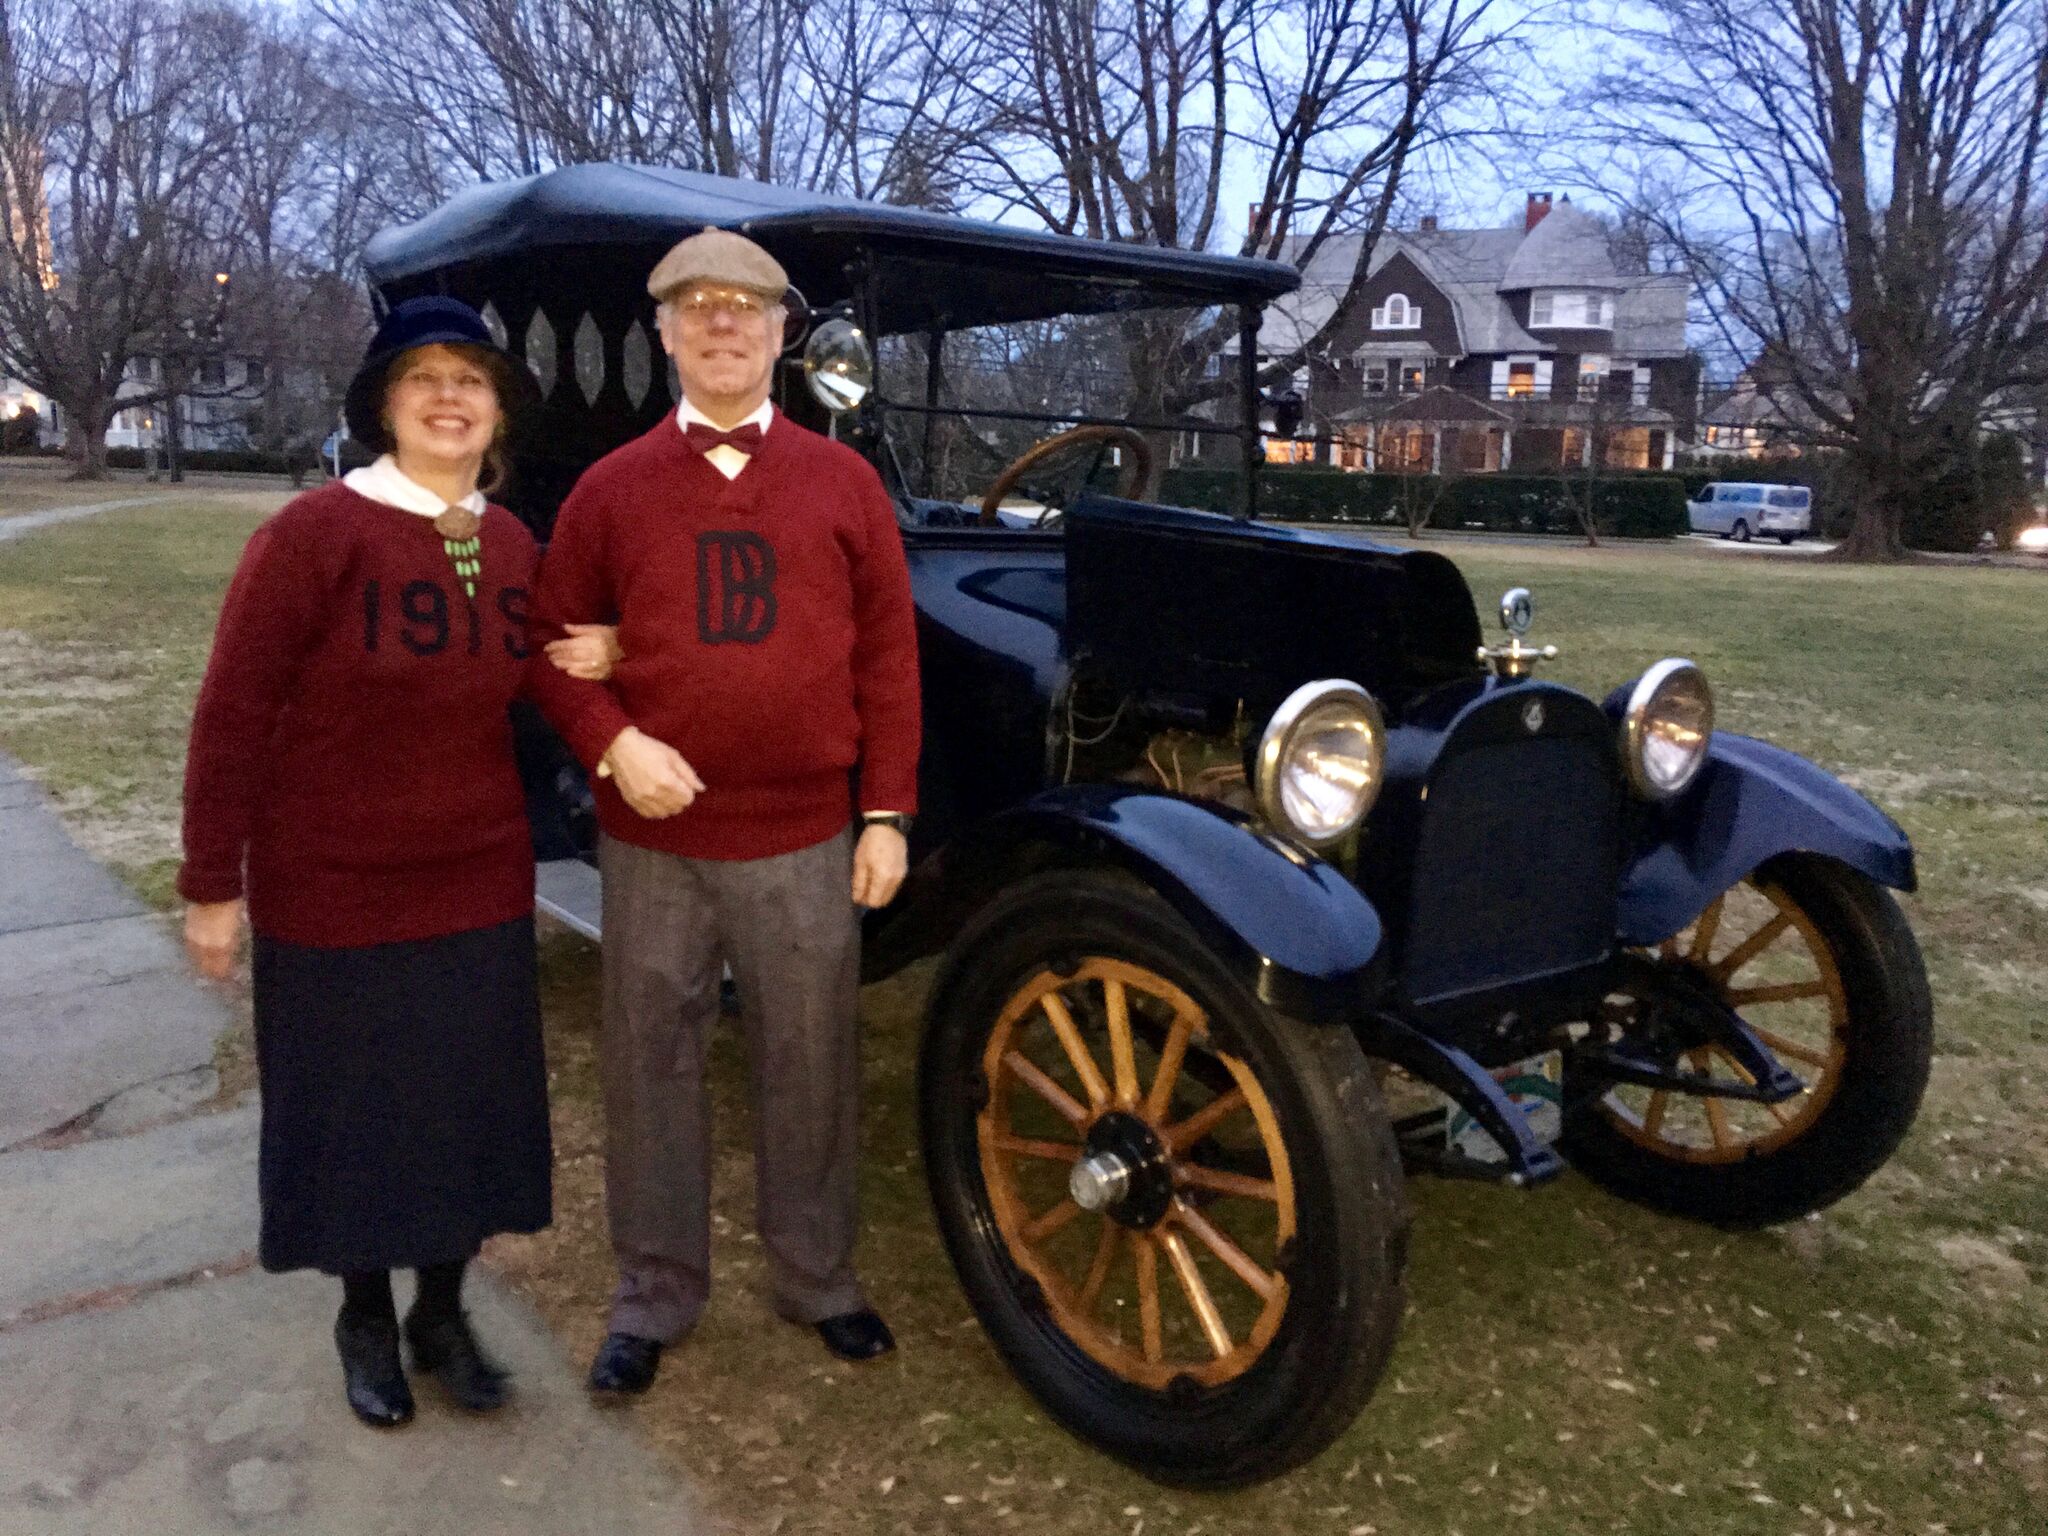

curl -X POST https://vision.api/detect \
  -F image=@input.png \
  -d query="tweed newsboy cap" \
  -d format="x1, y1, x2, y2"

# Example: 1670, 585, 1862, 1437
647, 229, 789, 303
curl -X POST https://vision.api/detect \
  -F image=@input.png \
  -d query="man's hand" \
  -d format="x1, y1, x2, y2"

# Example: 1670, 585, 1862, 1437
603, 726, 705, 819
184, 899, 245, 980
852, 824, 908, 908
544, 622, 623, 681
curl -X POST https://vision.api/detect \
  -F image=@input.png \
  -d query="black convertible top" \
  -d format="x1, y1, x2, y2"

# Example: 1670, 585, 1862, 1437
362, 163, 1298, 333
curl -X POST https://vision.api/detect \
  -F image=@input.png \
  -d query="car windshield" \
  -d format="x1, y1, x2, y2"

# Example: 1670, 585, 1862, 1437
874, 304, 1249, 526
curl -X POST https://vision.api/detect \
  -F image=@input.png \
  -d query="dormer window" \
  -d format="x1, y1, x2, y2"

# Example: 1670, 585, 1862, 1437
1371, 292, 1421, 330
1530, 291, 1614, 328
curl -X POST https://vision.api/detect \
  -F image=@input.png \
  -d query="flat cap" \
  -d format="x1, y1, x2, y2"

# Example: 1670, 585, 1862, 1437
647, 229, 789, 303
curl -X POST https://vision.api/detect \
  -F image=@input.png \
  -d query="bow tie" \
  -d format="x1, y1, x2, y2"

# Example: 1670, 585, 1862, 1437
684, 421, 766, 457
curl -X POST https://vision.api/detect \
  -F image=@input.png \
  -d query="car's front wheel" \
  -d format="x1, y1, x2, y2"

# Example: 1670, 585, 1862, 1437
919, 871, 1408, 1488
1732, 518, 1752, 542
1561, 853, 1932, 1227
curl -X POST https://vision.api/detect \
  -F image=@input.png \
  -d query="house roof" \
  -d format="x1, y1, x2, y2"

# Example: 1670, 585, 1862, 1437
1261, 206, 1691, 362
1498, 203, 1622, 290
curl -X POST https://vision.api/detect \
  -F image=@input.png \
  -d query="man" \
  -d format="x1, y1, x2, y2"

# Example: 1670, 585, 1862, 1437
528, 229, 919, 1395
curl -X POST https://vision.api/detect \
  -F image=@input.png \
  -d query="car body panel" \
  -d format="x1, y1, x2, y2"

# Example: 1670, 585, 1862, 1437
1614, 731, 1916, 944
950, 782, 1387, 1023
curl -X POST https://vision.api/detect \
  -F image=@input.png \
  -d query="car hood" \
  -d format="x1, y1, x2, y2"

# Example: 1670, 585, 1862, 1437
1063, 495, 1484, 711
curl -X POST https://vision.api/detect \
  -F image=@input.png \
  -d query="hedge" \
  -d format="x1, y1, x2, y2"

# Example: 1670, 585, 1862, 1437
100, 445, 320, 475
1158, 466, 1690, 539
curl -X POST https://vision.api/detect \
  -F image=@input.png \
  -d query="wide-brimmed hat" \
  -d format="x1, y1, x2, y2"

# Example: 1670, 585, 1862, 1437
343, 296, 541, 455
646, 229, 789, 305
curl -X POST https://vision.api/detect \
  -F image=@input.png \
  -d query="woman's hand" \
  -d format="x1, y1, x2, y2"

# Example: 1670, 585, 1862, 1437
545, 622, 623, 681
184, 900, 246, 980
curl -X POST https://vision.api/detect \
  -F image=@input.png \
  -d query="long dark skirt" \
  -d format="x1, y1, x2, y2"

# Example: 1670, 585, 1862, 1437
251, 916, 552, 1275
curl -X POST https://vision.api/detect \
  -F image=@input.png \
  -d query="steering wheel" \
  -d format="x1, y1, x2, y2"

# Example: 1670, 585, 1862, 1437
977, 425, 1154, 526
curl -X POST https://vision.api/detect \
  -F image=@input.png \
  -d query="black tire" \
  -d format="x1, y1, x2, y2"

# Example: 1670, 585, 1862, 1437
1561, 854, 1932, 1228
919, 871, 1409, 1488
1732, 518, 1752, 542
1778, 533, 1797, 545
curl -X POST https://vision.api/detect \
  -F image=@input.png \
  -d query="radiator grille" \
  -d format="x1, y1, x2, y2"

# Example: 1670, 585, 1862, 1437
1404, 732, 1619, 1004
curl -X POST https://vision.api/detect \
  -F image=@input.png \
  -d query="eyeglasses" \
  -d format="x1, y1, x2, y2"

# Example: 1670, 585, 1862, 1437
674, 286, 771, 321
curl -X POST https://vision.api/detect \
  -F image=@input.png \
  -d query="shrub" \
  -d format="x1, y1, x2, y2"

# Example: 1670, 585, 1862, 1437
1, 406, 41, 453
102, 446, 303, 476
1157, 467, 1689, 539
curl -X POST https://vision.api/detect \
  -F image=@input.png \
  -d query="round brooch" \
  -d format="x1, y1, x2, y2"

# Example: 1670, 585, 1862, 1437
434, 505, 481, 540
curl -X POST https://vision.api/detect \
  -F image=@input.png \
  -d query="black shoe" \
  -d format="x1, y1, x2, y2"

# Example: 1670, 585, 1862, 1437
815, 1309, 895, 1362
586, 1332, 663, 1396
335, 1310, 415, 1429
403, 1308, 509, 1413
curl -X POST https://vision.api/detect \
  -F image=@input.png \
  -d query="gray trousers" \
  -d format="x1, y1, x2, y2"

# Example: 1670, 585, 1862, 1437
597, 828, 866, 1341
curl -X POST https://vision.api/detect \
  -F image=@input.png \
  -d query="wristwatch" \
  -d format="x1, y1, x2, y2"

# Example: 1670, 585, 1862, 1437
861, 811, 913, 835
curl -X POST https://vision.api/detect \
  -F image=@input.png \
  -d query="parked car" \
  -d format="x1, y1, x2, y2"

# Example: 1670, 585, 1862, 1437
1689, 481, 1813, 543
364, 166, 1934, 1489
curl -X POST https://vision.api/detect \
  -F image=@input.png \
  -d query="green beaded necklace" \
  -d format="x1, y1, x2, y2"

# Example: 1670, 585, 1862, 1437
433, 505, 483, 599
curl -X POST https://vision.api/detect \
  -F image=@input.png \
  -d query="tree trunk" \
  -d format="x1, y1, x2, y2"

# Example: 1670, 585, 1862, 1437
63, 398, 112, 480
1826, 438, 1912, 561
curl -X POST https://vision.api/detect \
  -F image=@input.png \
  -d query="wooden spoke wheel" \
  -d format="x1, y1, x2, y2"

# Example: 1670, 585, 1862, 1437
977, 958, 1296, 1390
1601, 876, 1849, 1162
1561, 853, 1932, 1227
920, 872, 1409, 1488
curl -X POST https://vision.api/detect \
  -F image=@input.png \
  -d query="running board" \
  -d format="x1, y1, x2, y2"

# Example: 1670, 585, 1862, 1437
535, 858, 602, 940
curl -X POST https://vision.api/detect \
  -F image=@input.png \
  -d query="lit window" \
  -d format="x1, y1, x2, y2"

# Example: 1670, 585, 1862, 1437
1401, 362, 1426, 392
1507, 362, 1536, 397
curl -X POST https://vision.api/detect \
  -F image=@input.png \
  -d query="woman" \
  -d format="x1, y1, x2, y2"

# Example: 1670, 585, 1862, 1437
180, 297, 613, 1428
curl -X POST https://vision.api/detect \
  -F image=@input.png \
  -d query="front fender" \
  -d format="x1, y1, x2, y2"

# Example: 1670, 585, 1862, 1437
957, 783, 1385, 1024
1617, 732, 1916, 945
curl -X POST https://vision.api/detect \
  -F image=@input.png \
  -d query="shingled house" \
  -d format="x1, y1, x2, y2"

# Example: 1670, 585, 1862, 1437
1244, 194, 1698, 474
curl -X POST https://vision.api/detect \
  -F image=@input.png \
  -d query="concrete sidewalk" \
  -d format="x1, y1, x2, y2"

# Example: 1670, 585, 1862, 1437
0, 752, 709, 1534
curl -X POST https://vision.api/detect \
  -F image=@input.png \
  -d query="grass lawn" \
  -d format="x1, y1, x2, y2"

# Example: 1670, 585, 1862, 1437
2, 506, 2044, 1535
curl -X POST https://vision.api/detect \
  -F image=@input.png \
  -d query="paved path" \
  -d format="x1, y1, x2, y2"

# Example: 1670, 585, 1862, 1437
0, 497, 161, 543
0, 751, 710, 1534
0, 756, 224, 1148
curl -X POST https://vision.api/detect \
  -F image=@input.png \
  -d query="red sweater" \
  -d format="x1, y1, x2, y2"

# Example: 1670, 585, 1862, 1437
527, 412, 920, 861
178, 483, 539, 947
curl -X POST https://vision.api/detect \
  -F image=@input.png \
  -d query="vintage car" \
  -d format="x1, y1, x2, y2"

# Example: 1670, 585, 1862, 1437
363, 166, 1934, 1489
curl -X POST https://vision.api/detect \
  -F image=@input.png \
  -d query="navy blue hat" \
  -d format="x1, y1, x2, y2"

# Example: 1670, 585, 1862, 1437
344, 296, 541, 454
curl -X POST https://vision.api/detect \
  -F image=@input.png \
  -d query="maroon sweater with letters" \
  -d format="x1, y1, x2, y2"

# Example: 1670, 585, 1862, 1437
527, 412, 920, 861
178, 484, 539, 947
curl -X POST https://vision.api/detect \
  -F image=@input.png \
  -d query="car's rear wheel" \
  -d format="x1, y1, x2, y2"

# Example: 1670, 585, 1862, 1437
1561, 853, 1931, 1227
1732, 518, 1752, 542
1778, 532, 1797, 545
920, 871, 1408, 1488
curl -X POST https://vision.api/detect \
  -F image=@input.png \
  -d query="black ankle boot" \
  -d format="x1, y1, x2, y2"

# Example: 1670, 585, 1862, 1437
404, 1308, 509, 1413
335, 1310, 415, 1428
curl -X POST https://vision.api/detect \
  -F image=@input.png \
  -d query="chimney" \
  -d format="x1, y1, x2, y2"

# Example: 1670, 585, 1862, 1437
1419, 214, 1438, 232
1525, 192, 1553, 231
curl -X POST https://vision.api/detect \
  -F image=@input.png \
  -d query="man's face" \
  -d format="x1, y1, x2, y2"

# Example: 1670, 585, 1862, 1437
659, 283, 781, 419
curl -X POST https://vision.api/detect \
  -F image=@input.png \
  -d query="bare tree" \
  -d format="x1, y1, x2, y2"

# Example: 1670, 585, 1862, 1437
316, 0, 976, 217
912, 0, 1523, 414
0, 0, 241, 476
1577, 0, 2048, 558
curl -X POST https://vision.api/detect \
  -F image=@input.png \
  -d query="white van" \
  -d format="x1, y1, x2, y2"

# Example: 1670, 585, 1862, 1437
1688, 482, 1813, 544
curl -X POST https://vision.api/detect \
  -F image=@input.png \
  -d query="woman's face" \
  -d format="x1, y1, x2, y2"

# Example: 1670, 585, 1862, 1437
384, 343, 502, 467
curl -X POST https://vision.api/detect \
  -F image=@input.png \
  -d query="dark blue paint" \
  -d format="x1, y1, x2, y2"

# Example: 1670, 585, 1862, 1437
1616, 732, 1917, 944
961, 783, 1386, 1024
